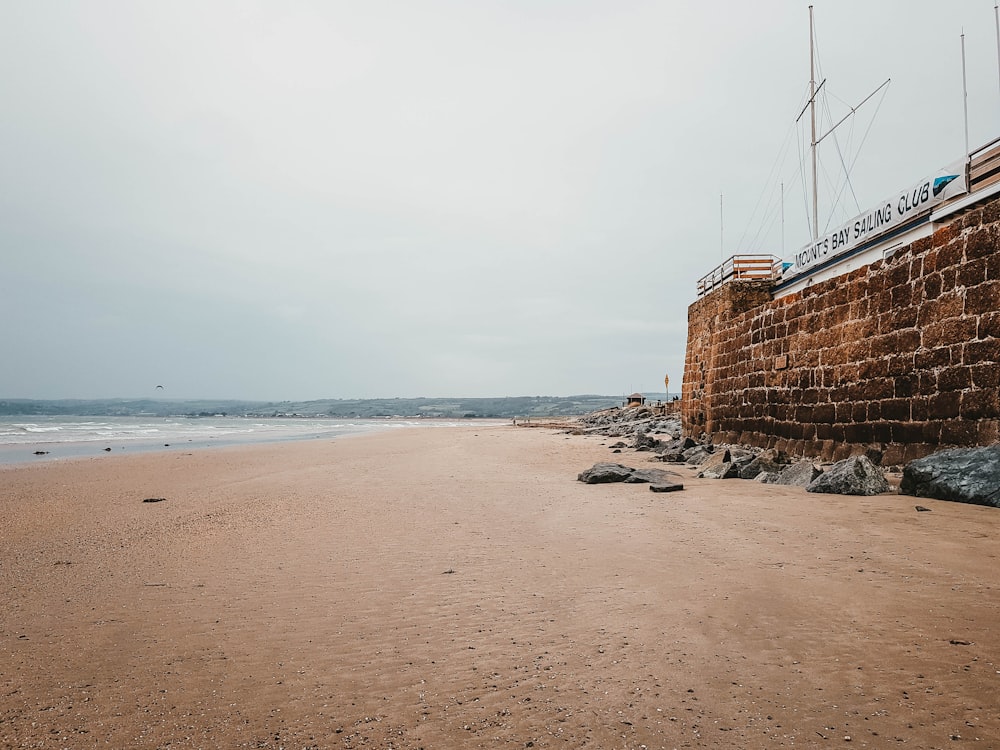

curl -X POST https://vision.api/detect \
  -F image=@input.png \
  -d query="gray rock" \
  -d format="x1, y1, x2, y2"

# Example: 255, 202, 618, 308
682, 445, 715, 465
633, 431, 665, 452
700, 461, 742, 479
577, 462, 681, 486
739, 449, 790, 480
656, 451, 687, 463
625, 467, 683, 484
698, 449, 742, 479
697, 448, 731, 475
577, 463, 634, 483
773, 460, 823, 487
753, 471, 782, 483
806, 455, 889, 496
899, 445, 1000, 508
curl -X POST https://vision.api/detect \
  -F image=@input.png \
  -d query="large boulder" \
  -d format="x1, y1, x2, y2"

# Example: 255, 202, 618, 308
773, 460, 823, 487
753, 471, 783, 484
806, 455, 889, 496
740, 449, 790, 480
698, 449, 742, 479
626, 467, 682, 484
682, 445, 715, 465
577, 463, 681, 486
899, 445, 1000, 508
577, 463, 634, 483
633, 431, 666, 452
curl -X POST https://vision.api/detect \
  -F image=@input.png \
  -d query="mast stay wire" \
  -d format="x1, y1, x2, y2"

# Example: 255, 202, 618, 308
734, 116, 800, 253
810, 27, 892, 237
744, 141, 807, 254
821, 83, 890, 234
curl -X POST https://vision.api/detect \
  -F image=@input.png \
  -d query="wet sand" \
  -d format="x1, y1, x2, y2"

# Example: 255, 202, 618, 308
1, 425, 998, 749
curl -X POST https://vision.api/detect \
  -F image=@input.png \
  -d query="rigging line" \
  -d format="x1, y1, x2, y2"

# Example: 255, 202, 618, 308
823, 91, 862, 219
796, 114, 812, 242
746, 145, 804, 252
843, 81, 890, 184
747, 185, 787, 253
735, 118, 799, 252
825, 80, 890, 229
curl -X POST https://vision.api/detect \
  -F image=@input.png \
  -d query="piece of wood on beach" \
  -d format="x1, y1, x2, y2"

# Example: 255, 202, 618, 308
142, 497, 167, 503
649, 482, 684, 493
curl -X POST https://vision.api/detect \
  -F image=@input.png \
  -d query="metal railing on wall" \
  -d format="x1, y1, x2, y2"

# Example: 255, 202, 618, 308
696, 254, 784, 297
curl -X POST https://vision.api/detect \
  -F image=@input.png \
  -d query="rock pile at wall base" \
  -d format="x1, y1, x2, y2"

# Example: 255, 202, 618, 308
899, 444, 1000, 508
806, 455, 890, 496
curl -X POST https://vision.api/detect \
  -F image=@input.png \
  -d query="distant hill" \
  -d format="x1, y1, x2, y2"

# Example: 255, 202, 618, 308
0, 394, 675, 420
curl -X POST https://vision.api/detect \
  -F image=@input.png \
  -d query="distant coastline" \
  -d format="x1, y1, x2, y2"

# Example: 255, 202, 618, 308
0, 394, 674, 420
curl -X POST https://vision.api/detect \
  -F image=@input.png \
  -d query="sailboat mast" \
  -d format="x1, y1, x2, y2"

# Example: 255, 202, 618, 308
809, 5, 818, 240
995, 4, 1000, 107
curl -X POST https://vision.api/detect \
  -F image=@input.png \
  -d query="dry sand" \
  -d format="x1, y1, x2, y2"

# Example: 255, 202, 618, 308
1, 425, 998, 749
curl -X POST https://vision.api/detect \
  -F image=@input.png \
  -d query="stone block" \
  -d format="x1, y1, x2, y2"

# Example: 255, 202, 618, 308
890, 283, 915, 308
911, 396, 930, 421
911, 235, 934, 255
894, 375, 916, 398
937, 366, 973, 391
983, 198, 1000, 224
940, 420, 979, 445
919, 293, 965, 327
812, 402, 836, 423
960, 390, 999, 419
977, 420, 1000, 445
964, 338, 1000, 365
914, 347, 951, 370
891, 421, 925, 443
886, 354, 915, 377
957, 257, 989, 287
851, 402, 868, 422
844, 422, 875, 443
922, 272, 942, 299
889, 306, 919, 330
881, 444, 906, 467
961, 208, 984, 231
886, 263, 910, 288
928, 391, 961, 419
971, 362, 1000, 388
979, 311, 1000, 339
965, 225, 997, 259
987, 254, 1000, 281
881, 399, 911, 421
965, 280, 1000, 316
872, 422, 893, 443
923, 248, 940, 273
861, 378, 894, 401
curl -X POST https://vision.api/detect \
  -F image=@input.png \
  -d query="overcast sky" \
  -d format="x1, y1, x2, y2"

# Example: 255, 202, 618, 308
2, 1, 998, 401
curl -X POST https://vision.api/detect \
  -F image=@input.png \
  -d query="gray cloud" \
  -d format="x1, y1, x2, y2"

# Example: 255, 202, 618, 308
2, 1, 996, 399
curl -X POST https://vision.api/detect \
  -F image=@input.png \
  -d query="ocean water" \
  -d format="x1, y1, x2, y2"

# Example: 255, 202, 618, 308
0, 415, 493, 466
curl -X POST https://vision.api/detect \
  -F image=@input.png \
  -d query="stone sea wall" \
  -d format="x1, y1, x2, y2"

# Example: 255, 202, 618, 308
682, 197, 1000, 466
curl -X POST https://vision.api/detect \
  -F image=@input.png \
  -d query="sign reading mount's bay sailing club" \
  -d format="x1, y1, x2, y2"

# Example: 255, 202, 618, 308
791, 160, 967, 275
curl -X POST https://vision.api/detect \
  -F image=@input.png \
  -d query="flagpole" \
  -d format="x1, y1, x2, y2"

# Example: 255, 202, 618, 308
962, 30, 970, 161
995, 3, 1000, 115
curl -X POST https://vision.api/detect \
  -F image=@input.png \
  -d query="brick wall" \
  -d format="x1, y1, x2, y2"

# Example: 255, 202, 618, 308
681, 197, 1000, 466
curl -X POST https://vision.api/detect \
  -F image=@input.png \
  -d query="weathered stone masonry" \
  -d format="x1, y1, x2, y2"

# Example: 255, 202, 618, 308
682, 196, 1000, 466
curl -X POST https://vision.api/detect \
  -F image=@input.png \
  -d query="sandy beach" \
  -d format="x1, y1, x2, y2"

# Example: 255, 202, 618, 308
1, 425, 998, 749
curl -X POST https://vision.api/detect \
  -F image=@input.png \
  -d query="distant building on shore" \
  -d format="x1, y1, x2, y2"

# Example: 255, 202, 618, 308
625, 393, 646, 408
